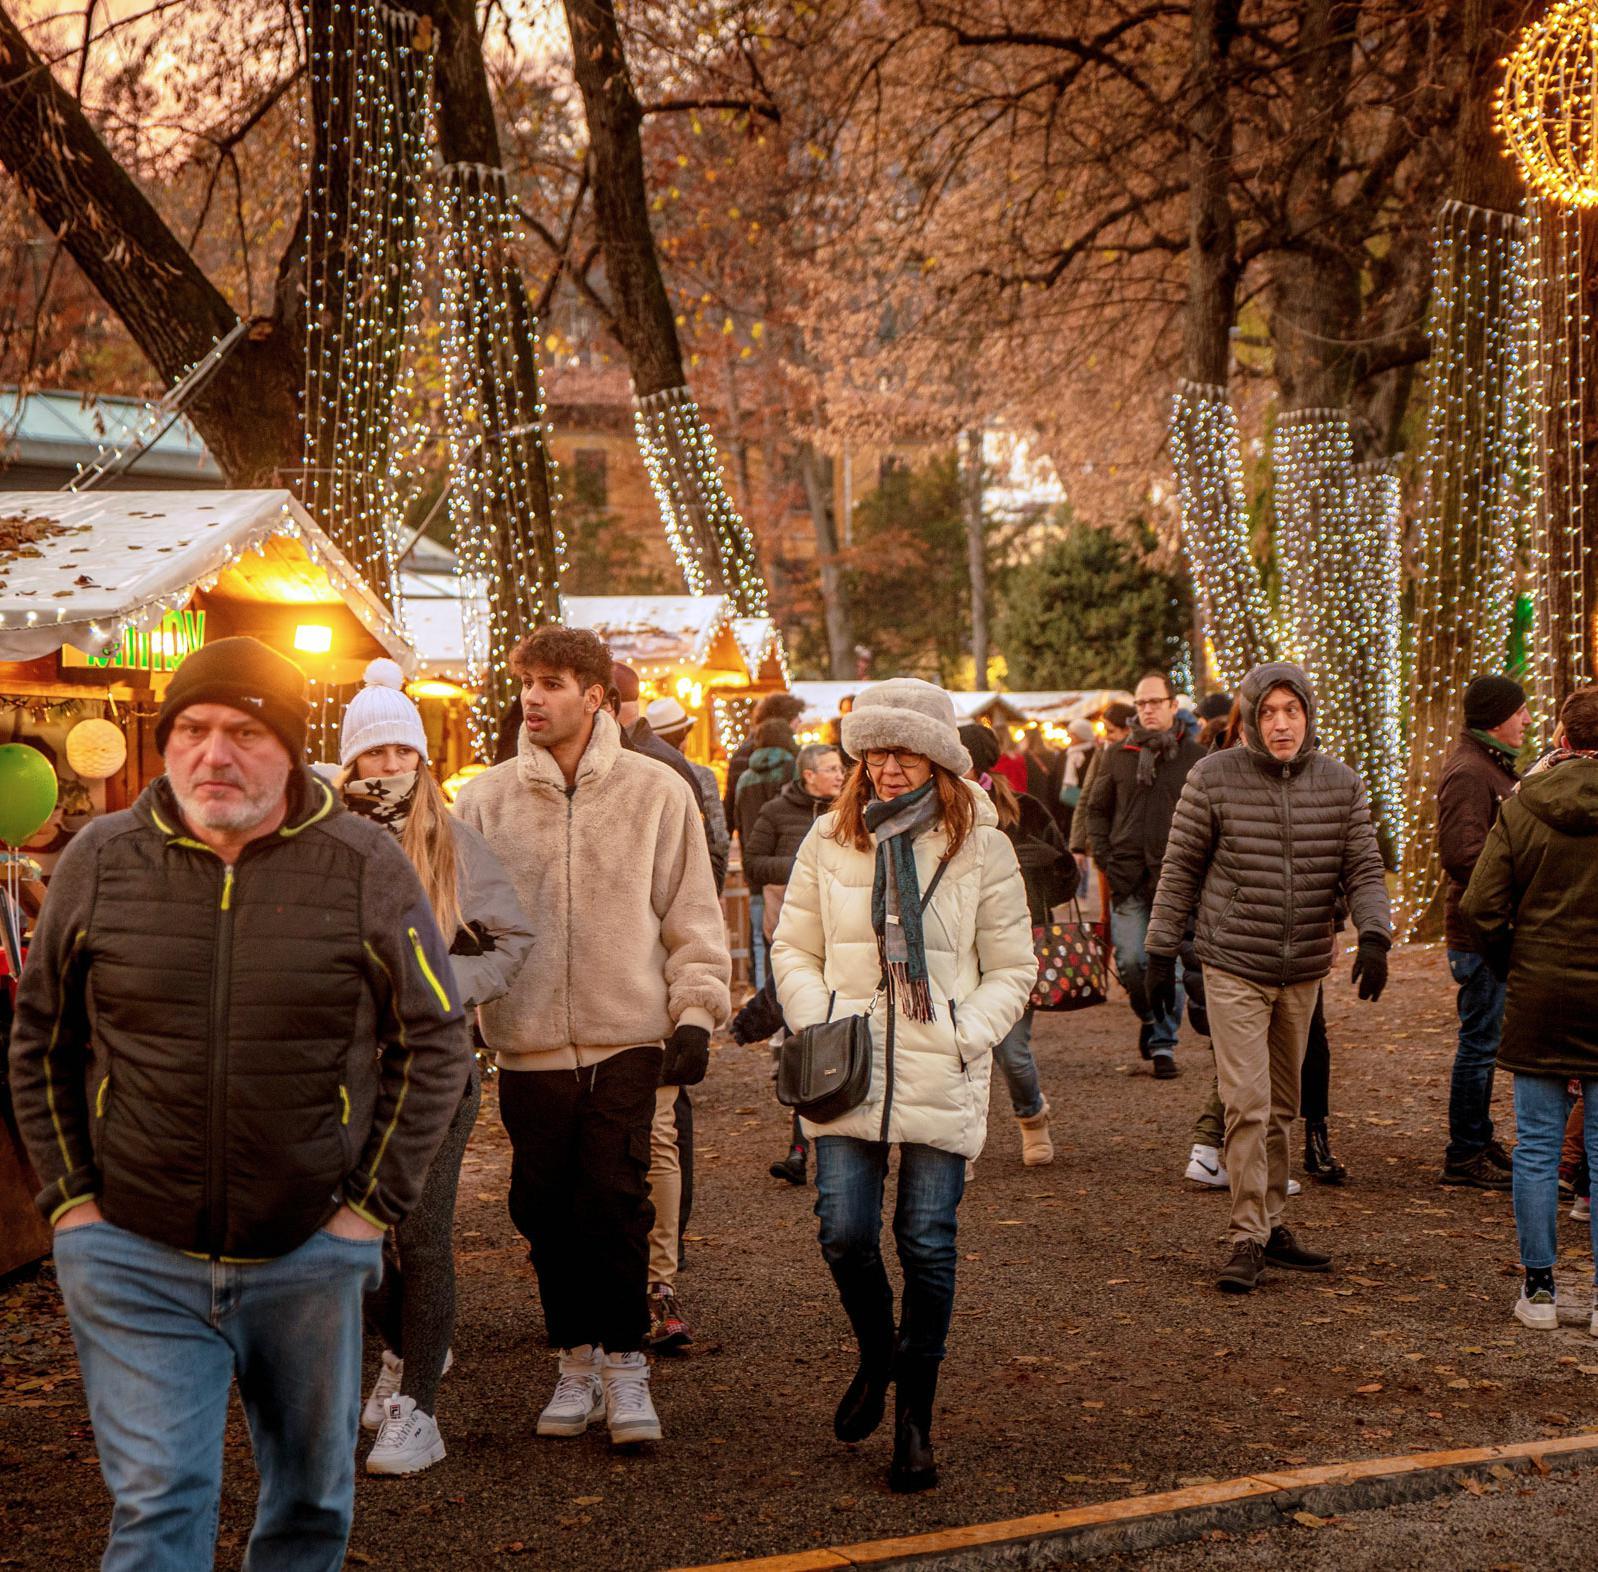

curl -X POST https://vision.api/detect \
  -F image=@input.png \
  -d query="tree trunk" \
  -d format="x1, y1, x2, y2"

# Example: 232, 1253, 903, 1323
797, 442, 856, 678
962, 428, 989, 689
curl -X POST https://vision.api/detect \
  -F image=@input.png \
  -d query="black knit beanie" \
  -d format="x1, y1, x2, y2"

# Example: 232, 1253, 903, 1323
959, 722, 1001, 777
1463, 674, 1526, 733
155, 636, 309, 761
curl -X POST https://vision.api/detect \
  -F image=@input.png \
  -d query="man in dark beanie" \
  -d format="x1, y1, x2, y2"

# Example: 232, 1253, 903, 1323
1437, 673, 1530, 1189
10, 634, 469, 1568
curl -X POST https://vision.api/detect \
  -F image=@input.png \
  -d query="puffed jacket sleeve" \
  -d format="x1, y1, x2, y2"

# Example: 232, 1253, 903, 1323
950, 827, 1037, 1064
771, 817, 834, 1031
448, 817, 535, 1009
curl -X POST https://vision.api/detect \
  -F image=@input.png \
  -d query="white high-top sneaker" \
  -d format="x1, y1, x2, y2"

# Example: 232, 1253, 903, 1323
536, 1345, 607, 1437
602, 1351, 662, 1446
362, 1349, 404, 1431
1184, 1143, 1228, 1187
366, 1395, 446, 1475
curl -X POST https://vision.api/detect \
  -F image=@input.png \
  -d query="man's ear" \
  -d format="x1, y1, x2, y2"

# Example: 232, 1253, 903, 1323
583, 683, 606, 716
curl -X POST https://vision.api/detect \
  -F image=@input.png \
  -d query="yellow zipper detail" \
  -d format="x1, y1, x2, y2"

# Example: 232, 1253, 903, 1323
338, 1084, 350, 1125
95, 1074, 110, 1118
221, 866, 235, 911
407, 926, 453, 1012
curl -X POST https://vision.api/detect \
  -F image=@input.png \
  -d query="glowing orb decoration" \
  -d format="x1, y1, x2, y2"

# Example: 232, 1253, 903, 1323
1498, 0, 1598, 207
64, 717, 128, 780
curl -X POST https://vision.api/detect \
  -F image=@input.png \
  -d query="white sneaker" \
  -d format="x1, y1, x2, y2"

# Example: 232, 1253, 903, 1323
1571, 1195, 1591, 1222
602, 1350, 662, 1446
366, 1395, 446, 1475
1287, 1178, 1302, 1198
537, 1345, 607, 1437
362, 1349, 404, 1431
1184, 1144, 1228, 1188
1514, 1289, 1559, 1331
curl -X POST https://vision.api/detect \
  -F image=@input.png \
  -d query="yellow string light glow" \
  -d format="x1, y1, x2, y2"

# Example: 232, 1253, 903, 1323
1497, 0, 1598, 208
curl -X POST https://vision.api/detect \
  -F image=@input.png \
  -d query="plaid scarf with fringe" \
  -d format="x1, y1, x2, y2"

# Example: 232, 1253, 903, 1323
865, 780, 941, 1023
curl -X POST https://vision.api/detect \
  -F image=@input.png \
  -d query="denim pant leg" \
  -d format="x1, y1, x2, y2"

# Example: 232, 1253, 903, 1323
891, 1144, 966, 1362
1511, 1074, 1570, 1273
1583, 1083, 1598, 1282
749, 892, 767, 988
53, 1221, 233, 1572
1111, 895, 1184, 1054
992, 1007, 1044, 1119
814, 1136, 895, 1344
225, 1229, 382, 1572
1447, 949, 1506, 1164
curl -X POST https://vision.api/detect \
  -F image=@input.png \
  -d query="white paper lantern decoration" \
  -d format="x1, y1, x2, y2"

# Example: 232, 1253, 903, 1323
65, 717, 128, 780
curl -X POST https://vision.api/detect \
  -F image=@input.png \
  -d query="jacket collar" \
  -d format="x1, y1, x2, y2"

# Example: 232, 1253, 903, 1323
139, 766, 340, 847
516, 706, 622, 793
1460, 729, 1520, 778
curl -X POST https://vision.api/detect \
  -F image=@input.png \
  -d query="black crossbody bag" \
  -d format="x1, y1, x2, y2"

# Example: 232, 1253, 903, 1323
776, 860, 949, 1123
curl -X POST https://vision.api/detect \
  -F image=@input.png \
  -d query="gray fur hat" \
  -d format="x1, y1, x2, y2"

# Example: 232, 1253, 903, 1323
842, 677, 972, 776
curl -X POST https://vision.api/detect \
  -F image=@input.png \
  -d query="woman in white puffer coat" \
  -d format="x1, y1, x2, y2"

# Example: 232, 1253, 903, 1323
771, 678, 1035, 1494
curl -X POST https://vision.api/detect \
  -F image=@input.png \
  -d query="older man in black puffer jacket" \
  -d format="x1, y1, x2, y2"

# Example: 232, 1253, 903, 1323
1145, 662, 1391, 1294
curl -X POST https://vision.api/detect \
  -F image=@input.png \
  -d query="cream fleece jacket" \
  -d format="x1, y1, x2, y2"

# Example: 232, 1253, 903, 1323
455, 710, 731, 1071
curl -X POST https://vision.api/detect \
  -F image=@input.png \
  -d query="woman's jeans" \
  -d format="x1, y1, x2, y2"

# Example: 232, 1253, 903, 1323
1512, 1075, 1598, 1278
993, 1007, 1045, 1119
53, 1218, 382, 1572
814, 1136, 965, 1362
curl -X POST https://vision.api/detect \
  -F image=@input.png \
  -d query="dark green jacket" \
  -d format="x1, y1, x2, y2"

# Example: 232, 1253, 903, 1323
9, 769, 471, 1259
1461, 756, 1598, 1078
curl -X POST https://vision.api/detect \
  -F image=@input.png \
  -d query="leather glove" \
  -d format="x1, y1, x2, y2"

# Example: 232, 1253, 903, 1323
1350, 936, 1389, 1002
1145, 951, 1178, 1023
661, 1024, 711, 1086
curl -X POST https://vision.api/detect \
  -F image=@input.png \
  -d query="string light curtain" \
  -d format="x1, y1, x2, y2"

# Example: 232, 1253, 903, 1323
1395, 201, 1531, 937
436, 162, 565, 752
298, 0, 433, 612
1169, 379, 1277, 689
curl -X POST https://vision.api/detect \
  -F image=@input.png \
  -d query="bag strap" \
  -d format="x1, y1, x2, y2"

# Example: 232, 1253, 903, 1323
919, 857, 950, 913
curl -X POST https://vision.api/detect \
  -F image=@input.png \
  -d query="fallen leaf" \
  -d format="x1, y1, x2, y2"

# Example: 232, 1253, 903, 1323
1291, 1510, 1328, 1528
1355, 1382, 1383, 1394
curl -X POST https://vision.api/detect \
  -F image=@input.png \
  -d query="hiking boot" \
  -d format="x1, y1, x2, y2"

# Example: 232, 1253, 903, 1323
366, 1395, 446, 1476
536, 1345, 606, 1437
362, 1346, 452, 1431
1018, 1101, 1055, 1166
769, 1144, 808, 1185
602, 1351, 662, 1446
1442, 1151, 1512, 1191
1184, 1143, 1228, 1188
1217, 1239, 1265, 1294
1483, 1138, 1514, 1172
647, 1284, 692, 1352
1263, 1224, 1332, 1273
1152, 1052, 1180, 1080
1303, 1120, 1347, 1185
1513, 1288, 1558, 1331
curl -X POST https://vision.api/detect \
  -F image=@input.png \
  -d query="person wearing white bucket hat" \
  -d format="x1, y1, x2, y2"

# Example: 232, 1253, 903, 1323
337, 660, 534, 1476
771, 676, 1034, 1493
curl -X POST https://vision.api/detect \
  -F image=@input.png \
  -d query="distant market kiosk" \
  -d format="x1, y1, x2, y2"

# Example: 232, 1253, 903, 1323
0, 489, 415, 807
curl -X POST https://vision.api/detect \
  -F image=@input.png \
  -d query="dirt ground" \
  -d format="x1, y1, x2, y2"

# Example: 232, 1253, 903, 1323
3, 945, 1595, 1571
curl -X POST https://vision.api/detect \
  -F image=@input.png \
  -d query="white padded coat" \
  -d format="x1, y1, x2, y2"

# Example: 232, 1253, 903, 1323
771, 785, 1036, 1159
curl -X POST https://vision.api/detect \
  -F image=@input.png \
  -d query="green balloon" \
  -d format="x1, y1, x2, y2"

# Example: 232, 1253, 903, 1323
0, 743, 59, 847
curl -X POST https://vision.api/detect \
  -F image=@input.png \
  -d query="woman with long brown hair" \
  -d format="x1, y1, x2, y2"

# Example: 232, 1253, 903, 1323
772, 679, 1035, 1494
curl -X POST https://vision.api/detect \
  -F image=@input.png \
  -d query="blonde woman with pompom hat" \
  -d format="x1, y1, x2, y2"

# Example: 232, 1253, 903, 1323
338, 659, 534, 1475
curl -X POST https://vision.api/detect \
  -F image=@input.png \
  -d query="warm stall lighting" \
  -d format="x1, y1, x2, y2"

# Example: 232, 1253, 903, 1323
441, 763, 488, 803
408, 679, 473, 702
293, 623, 333, 654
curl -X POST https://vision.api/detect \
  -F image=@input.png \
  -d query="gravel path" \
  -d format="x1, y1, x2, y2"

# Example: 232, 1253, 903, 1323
3, 946, 1595, 1570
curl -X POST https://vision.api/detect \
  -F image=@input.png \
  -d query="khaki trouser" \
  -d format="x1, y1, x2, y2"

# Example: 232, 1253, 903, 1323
646, 1085, 681, 1288
1207, 969, 1321, 1245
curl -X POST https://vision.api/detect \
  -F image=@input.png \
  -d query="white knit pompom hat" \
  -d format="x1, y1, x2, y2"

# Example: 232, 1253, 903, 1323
841, 677, 971, 777
339, 658, 430, 767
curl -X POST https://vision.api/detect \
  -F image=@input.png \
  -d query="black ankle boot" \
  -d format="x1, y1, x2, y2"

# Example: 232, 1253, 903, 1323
832, 1267, 895, 1443
769, 1144, 808, 1185
889, 1355, 940, 1492
1304, 1120, 1347, 1185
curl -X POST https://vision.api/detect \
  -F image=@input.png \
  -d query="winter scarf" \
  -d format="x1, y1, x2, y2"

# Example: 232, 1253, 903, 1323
1468, 727, 1521, 762
865, 780, 941, 1023
737, 745, 794, 796
1523, 745, 1598, 781
343, 770, 419, 834
1131, 723, 1182, 788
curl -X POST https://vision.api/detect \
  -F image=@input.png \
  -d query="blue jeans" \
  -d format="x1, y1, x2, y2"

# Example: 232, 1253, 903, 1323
749, 891, 767, 988
1111, 893, 1184, 1055
53, 1219, 382, 1572
1447, 949, 1507, 1164
993, 1007, 1045, 1119
1512, 1075, 1598, 1278
813, 1137, 965, 1362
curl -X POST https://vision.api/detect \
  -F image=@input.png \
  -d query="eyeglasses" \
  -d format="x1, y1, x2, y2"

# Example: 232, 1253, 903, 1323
1134, 697, 1172, 710
863, 749, 927, 770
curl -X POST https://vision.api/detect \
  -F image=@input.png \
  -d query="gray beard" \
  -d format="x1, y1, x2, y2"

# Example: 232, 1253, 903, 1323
172, 778, 285, 834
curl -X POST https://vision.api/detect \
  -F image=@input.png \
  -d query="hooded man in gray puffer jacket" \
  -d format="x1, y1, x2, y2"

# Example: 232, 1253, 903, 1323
1144, 663, 1391, 1293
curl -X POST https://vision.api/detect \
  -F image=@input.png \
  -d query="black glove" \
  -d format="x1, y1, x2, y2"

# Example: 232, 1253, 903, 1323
661, 1024, 711, 1086
1145, 951, 1178, 1022
1350, 936, 1389, 1002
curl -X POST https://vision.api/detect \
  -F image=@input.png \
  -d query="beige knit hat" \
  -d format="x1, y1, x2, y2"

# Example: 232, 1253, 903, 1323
841, 678, 971, 776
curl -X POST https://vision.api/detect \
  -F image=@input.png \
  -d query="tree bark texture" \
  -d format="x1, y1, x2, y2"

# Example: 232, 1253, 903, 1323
962, 427, 988, 690
796, 442, 857, 679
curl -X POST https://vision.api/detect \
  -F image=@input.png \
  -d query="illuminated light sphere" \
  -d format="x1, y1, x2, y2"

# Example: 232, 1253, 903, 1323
1498, 0, 1598, 207
65, 717, 128, 780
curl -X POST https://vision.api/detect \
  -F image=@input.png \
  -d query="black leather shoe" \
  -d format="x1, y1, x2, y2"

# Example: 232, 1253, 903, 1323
1303, 1120, 1347, 1185
889, 1356, 940, 1492
769, 1145, 808, 1185
1137, 1022, 1154, 1061
1263, 1224, 1332, 1272
1152, 1053, 1180, 1080
1217, 1239, 1265, 1294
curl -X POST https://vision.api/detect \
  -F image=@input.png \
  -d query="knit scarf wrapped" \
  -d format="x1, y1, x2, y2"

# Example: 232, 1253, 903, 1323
1131, 724, 1181, 787
343, 770, 418, 835
865, 780, 941, 1023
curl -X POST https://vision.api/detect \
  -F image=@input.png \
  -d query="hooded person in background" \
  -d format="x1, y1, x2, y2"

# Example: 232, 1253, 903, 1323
1437, 674, 1528, 1192
725, 691, 807, 826
336, 661, 534, 1477
735, 719, 801, 847
1145, 663, 1391, 1293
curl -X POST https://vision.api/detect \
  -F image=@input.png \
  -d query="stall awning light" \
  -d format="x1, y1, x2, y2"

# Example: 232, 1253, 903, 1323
293, 623, 333, 654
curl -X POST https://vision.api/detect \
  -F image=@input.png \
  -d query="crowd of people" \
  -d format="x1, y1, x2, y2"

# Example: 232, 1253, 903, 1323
7, 630, 1598, 1569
